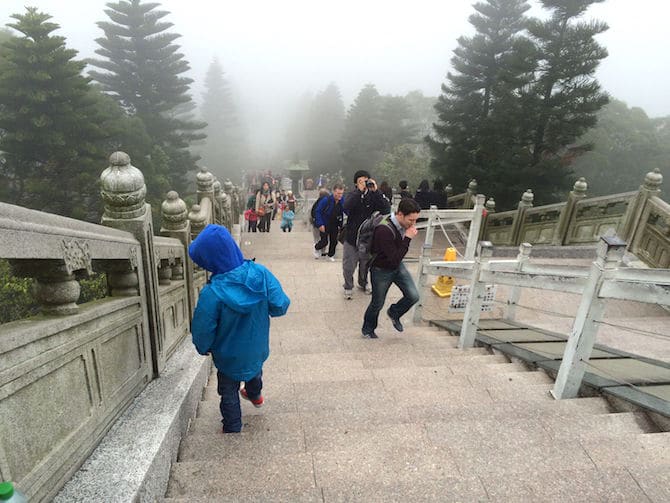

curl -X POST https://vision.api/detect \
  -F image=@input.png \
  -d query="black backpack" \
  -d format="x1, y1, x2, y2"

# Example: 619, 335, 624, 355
356, 212, 392, 256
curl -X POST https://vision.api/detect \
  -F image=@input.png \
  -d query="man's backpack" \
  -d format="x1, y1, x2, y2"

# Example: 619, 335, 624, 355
309, 197, 323, 225
356, 211, 392, 256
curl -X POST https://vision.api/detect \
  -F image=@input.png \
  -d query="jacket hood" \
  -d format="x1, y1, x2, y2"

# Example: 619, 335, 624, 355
208, 260, 268, 313
188, 224, 244, 274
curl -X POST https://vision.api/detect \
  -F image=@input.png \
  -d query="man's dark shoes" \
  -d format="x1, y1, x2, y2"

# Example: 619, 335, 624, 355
362, 330, 379, 339
387, 309, 404, 332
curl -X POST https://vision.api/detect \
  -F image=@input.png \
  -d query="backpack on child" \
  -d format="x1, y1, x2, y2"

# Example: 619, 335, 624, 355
356, 211, 394, 256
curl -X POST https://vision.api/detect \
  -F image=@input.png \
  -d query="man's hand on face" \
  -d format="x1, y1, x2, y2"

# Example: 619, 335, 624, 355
406, 225, 418, 239
367, 179, 377, 191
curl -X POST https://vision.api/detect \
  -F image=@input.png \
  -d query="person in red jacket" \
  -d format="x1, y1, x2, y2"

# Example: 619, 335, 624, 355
361, 198, 421, 339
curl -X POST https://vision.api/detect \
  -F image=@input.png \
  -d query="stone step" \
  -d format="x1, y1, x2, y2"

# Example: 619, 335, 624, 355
465, 370, 555, 386
166, 455, 316, 498
162, 489, 323, 503
408, 395, 614, 423
541, 411, 658, 439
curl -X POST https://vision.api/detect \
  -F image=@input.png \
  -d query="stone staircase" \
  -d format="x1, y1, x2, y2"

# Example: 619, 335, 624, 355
163, 224, 669, 502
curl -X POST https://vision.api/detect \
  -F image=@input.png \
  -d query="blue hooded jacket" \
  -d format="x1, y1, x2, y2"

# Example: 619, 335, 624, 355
189, 225, 290, 380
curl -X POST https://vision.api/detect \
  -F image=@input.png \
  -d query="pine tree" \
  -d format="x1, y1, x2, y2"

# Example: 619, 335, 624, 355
341, 84, 385, 181
305, 83, 345, 178
0, 8, 111, 218
428, 0, 536, 208
199, 57, 247, 182
526, 0, 609, 202
88, 0, 205, 193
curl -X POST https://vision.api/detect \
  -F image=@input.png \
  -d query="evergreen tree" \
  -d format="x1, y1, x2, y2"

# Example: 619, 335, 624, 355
341, 84, 385, 181
199, 57, 247, 182
379, 95, 419, 149
0, 8, 111, 219
526, 0, 609, 202
428, 0, 536, 208
88, 0, 205, 193
305, 83, 345, 178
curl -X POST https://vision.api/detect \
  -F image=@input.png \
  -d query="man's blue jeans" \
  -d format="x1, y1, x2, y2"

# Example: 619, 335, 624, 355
362, 263, 419, 334
217, 370, 263, 433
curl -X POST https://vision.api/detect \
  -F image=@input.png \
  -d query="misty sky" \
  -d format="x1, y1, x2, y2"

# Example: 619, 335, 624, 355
2, 0, 670, 154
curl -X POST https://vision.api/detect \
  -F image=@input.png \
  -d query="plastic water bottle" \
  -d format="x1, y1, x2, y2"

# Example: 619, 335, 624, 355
0, 482, 27, 503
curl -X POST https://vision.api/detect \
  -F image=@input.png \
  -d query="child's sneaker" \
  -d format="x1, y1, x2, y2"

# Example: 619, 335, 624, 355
343, 289, 353, 300
240, 388, 264, 408
313, 249, 321, 259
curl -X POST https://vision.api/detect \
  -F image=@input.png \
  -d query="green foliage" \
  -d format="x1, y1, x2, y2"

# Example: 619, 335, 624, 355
571, 100, 670, 195
0, 8, 117, 219
198, 58, 247, 183
374, 144, 431, 190
429, 0, 609, 210
89, 0, 205, 194
0, 259, 39, 323
0, 259, 108, 324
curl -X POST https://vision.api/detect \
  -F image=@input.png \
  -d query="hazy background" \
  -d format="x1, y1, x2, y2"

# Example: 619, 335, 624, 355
2, 0, 669, 154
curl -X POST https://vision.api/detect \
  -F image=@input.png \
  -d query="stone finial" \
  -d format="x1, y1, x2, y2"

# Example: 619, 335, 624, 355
100, 151, 147, 219
161, 191, 188, 230
212, 179, 222, 195
223, 179, 234, 193
643, 168, 663, 190
196, 167, 214, 193
445, 184, 453, 195
467, 179, 478, 192
485, 198, 496, 212
519, 189, 534, 208
573, 177, 588, 194
188, 203, 207, 235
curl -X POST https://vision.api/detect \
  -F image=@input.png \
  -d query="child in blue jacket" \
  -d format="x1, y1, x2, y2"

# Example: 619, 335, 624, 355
189, 224, 290, 433
280, 208, 295, 232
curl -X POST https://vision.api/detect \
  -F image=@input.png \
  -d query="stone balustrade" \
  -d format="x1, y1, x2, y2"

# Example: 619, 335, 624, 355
0, 152, 241, 501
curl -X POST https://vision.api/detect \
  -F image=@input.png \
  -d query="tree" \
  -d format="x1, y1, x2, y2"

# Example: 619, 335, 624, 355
571, 100, 670, 196
379, 95, 419, 149
305, 83, 345, 178
524, 0, 609, 203
428, 0, 537, 208
88, 0, 205, 194
341, 84, 385, 181
198, 57, 247, 182
0, 8, 112, 219
282, 91, 313, 163
375, 144, 431, 190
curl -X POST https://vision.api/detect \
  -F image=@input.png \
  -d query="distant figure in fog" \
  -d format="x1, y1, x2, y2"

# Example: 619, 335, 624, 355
398, 180, 412, 200
414, 179, 433, 210
431, 179, 448, 209
379, 181, 393, 203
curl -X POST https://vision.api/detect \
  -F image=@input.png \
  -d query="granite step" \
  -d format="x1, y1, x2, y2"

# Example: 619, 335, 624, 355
166, 455, 316, 498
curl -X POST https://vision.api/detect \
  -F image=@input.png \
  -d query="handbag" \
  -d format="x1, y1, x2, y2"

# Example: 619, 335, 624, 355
256, 207, 266, 217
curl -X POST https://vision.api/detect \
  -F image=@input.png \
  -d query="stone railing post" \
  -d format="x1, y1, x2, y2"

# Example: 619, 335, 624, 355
623, 168, 663, 250
196, 167, 215, 205
505, 243, 532, 321
511, 189, 534, 245
188, 204, 207, 238
479, 197, 496, 241
459, 241, 493, 349
552, 177, 588, 245
464, 179, 478, 209
212, 179, 223, 225
552, 235, 626, 399
413, 205, 437, 323
160, 191, 196, 319
465, 195, 486, 260
100, 151, 165, 376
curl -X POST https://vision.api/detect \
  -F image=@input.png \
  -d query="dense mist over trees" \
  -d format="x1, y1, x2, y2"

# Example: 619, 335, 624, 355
0, 0, 667, 221
198, 58, 248, 183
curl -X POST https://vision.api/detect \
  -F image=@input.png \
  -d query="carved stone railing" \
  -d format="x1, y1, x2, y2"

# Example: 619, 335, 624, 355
0, 152, 241, 501
474, 170, 668, 267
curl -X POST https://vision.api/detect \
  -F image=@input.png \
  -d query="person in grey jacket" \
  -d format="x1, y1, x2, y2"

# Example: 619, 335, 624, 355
341, 170, 390, 299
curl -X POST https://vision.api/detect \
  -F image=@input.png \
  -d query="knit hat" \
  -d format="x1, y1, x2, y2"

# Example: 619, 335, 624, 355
353, 170, 371, 184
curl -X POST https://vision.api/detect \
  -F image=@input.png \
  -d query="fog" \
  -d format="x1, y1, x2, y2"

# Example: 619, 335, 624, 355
2, 0, 669, 155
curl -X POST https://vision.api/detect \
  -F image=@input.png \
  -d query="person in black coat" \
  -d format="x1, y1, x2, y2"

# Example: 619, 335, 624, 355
414, 179, 433, 210
431, 179, 448, 209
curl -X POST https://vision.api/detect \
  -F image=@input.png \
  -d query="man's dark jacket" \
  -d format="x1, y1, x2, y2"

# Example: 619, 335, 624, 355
370, 218, 411, 270
343, 189, 390, 246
